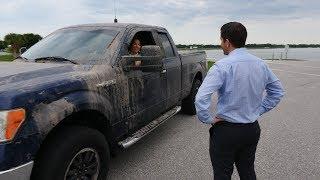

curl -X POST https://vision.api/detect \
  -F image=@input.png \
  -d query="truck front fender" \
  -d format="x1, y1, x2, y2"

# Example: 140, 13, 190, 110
31, 91, 115, 139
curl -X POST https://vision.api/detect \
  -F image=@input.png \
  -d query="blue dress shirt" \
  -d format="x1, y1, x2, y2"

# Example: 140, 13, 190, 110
195, 48, 284, 124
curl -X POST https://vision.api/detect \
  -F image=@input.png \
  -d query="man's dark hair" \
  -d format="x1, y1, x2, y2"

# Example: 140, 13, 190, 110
221, 22, 247, 48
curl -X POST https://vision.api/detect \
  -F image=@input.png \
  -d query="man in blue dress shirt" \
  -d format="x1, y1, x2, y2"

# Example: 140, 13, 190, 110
195, 22, 284, 180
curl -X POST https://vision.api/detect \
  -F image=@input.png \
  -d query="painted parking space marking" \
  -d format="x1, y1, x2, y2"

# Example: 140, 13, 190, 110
271, 68, 320, 77
267, 62, 320, 69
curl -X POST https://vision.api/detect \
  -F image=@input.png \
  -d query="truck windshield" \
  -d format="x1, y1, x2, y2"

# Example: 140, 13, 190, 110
22, 28, 119, 64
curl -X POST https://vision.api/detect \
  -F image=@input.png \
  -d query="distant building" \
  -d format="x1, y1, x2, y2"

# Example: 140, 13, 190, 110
284, 44, 289, 59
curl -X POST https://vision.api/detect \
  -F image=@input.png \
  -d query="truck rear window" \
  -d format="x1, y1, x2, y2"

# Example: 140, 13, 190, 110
158, 33, 175, 58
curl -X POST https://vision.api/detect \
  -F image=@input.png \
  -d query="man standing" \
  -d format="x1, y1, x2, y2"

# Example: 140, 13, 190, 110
195, 22, 284, 180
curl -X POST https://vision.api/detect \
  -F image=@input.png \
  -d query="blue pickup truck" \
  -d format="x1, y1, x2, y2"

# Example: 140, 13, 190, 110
0, 23, 207, 179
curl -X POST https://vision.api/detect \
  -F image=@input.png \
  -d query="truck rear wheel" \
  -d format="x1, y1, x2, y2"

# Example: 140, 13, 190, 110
31, 126, 110, 180
182, 79, 201, 115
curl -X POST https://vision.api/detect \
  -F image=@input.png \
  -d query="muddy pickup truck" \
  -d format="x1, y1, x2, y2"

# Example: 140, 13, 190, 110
0, 23, 206, 179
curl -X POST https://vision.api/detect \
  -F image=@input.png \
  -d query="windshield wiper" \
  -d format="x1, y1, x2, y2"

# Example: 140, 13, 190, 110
34, 56, 78, 64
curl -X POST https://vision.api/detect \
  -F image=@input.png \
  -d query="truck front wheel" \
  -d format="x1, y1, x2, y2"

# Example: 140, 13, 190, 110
182, 79, 201, 115
31, 126, 110, 180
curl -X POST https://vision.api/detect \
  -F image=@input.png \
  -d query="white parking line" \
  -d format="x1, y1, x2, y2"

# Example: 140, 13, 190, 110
271, 68, 320, 77
267, 62, 320, 69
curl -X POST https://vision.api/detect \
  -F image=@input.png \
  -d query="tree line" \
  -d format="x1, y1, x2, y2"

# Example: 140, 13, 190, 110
1, 33, 318, 56
176, 43, 320, 49
0, 33, 42, 57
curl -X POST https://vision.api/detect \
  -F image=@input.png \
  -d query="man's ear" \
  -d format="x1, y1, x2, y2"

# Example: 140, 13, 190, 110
226, 39, 231, 48
226, 39, 235, 49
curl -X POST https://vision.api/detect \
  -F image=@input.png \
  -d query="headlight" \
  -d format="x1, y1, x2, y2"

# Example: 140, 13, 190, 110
0, 108, 26, 142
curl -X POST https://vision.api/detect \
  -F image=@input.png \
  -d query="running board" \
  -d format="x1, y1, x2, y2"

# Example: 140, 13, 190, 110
118, 106, 181, 149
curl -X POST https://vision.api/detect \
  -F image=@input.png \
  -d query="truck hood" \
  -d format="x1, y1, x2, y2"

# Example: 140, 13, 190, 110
0, 61, 117, 109
0, 62, 84, 86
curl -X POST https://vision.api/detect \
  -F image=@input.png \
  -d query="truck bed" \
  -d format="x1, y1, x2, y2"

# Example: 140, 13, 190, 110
179, 50, 207, 99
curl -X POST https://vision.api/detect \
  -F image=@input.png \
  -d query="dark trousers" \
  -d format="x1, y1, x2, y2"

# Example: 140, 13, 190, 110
209, 121, 261, 180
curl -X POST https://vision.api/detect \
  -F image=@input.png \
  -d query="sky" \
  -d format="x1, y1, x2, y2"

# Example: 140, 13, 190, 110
0, 0, 319, 45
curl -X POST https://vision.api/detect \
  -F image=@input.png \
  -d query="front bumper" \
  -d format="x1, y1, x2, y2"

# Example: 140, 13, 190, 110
0, 161, 33, 180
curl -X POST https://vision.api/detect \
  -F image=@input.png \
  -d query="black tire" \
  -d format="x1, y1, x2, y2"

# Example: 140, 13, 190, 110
182, 79, 201, 115
31, 126, 110, 180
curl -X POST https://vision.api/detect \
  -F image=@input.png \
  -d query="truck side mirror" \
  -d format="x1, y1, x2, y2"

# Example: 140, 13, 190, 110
140, 45, 161, 57
121, 45, 163, 72
121, 55, 163, 72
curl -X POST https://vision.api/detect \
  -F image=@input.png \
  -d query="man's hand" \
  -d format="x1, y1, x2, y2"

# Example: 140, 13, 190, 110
212, 116, 223, 125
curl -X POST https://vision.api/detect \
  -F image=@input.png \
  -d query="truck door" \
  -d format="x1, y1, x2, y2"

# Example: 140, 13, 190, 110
120, 29, 167, 132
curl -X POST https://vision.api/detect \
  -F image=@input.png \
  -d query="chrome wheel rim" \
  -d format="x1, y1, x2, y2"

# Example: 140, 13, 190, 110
64, 148, 100, 180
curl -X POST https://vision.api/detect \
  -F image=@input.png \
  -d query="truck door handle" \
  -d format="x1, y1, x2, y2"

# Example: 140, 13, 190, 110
161, 69, 167, 74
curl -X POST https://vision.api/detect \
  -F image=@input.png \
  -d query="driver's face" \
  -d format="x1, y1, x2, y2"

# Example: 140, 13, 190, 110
131, 39, 141, 55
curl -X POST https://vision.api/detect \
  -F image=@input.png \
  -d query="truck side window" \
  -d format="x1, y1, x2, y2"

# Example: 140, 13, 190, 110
128, 31, 156, 55
158, 33, 175, 58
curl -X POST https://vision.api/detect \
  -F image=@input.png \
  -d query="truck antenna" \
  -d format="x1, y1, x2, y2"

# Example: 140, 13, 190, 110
113, 0, 118, 23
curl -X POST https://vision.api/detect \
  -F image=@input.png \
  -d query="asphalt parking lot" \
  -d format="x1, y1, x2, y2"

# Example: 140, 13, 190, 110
108, 60, 320, 180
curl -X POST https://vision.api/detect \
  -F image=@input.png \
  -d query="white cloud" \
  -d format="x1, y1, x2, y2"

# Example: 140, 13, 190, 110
0, 0, 319, 44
